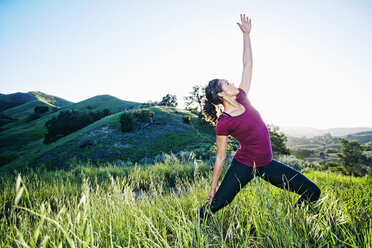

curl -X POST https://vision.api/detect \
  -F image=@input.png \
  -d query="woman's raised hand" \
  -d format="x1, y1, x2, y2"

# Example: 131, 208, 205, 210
237, 14, 251, 34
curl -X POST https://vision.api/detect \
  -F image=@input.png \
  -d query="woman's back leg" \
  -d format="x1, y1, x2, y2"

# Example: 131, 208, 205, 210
260, 160, 321, 206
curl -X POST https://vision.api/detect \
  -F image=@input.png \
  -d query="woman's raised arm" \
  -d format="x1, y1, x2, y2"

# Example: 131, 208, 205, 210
237, 14, 253, 94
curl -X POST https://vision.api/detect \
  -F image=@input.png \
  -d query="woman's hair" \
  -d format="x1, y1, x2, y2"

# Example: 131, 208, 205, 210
202, 78, 224, 126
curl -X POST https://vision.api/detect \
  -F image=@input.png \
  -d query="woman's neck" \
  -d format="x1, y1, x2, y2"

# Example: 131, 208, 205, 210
222, 96, 240, 112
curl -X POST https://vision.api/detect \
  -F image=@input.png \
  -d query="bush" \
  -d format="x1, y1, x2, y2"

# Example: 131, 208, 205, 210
277, 154, 315, 172
325, 148, 339, 153
34, 105, 49, 114
43, 109, 111, 144
120, 112, 135, 133
89, 108, 111, 122
133, 109, 154, 122
326, 161, 339, 167
182, 115, 191, 124
144, 100, 159, 106
119, 108, 154, 133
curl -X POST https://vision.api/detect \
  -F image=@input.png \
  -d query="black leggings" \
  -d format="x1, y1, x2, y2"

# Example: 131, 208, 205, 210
199, 158, 321, 218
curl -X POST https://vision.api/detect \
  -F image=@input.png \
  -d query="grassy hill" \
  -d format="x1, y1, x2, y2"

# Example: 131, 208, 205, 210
0, 94, 141, 158
0, 92, 34, 112
0, 91, 74, 130
340, 130, 372, 144
0, 92, 216, 173
285, 131, 372, 165
279, 126, 372, 138
1, 91, 73, 119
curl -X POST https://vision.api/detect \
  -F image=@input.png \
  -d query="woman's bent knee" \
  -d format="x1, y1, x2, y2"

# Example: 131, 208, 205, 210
311, 184, 321, 202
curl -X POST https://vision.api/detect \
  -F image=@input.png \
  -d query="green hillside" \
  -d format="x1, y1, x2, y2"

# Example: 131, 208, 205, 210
0, 94, 141, 140
0, 94, 145, 168
0, 93, 215, 172
1, 100, 54, 124
0, 91, 74, 131
340, 130, 372, 144
1, 91, 73, 119
0, 92, 33, 112
34, 106, 213, 169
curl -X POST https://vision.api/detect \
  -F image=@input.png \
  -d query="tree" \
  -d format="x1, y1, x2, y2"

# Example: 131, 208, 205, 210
362, 141, 372, 151
34, 105, 49, 114
43, 109, 111, 144
160, 94, 178, 107
267, 124, 290, 158
184, 85, 205, 112
336, 138, 367, 175
120, 112, 135, 133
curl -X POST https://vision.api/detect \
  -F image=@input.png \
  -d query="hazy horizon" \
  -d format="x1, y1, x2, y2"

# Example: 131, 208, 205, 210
1, 0, 371, 129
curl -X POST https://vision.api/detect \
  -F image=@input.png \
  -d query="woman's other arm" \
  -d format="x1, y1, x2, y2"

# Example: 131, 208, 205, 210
205, 135, 228, 203
237, 14, 253, 94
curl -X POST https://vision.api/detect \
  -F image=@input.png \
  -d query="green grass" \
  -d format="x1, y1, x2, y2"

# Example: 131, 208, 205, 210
1, 157, 371, 247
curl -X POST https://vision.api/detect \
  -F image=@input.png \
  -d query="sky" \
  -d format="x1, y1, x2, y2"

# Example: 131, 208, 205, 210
0, 0, 371, 129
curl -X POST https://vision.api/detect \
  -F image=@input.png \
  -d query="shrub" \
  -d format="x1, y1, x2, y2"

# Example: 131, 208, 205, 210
144, 100, 159, 106
43, 109, 111, 144
133, 109, 154, 122
34, 105, 49, 114
277, 154, 315, 171
120, 112, 135, 133
325, 148, 339, 153
182, 115, 191, 124
325, 161, 339, 168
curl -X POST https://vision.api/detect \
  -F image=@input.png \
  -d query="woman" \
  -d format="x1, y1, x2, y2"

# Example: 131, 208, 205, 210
199, 14, 321, 219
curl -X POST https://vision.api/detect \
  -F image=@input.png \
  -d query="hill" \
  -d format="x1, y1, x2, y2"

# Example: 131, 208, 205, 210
279, 126, 372, 138
0, 91, 75, 130
0, 91, 73, 114
0, 92, 34, 112
0, 92, 216, 172
340, 130, 372, 144
0, 93, 146, 168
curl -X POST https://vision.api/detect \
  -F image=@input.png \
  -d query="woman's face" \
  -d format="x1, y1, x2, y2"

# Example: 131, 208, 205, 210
218, 79, 239, 98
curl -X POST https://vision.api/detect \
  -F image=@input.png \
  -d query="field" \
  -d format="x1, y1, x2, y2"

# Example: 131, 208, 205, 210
0, 156, 371, 247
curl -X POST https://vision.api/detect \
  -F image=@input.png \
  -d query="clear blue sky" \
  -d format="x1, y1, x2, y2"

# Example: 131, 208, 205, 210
0, 0, 371, 129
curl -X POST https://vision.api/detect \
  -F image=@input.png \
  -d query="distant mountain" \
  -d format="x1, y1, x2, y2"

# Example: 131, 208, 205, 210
0, 91, 73, 112
0, 92, 34, 112
339, 131, 372, 144
0, 91, 75, 130
278, 126, 372, 138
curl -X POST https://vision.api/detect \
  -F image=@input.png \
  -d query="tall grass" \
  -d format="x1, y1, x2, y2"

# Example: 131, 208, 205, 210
0, 159, 371, 247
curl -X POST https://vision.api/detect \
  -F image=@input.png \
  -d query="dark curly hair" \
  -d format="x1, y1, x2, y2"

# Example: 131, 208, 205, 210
202, 78, 224, 126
